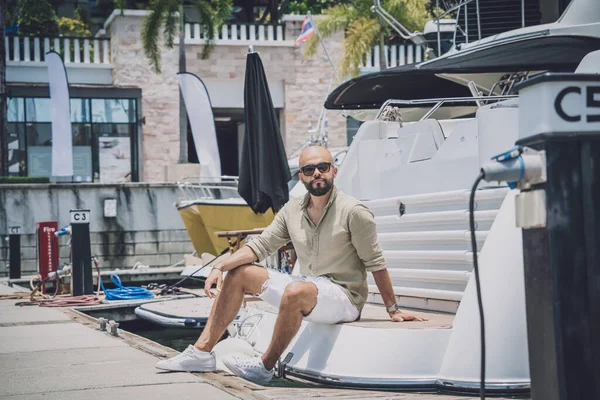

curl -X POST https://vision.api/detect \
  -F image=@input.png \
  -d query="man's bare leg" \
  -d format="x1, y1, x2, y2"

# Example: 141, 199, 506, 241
261, 281, 318, 370
194, 265, 268, 352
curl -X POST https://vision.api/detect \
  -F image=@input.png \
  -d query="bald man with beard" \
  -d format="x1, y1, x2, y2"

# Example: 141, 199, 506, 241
156, 145, 427, 384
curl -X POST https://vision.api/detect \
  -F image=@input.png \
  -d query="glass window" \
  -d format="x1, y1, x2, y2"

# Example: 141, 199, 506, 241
25, 98, 52, 122
26, 123, 53, 146
7, 123, 25, 176
26, 124, 94, 179
5, 96, 138, 181
91, 99, 136, 123
71, 99, 91, 123
93, 124, 134, 183
7, 98, 25, 122
72, 123, 92, 146
72, 146, 94, 183
27, 146, 53, 177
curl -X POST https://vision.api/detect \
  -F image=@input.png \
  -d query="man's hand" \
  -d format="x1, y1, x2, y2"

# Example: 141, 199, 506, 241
389, 311, 429, 322
204, 268, 223, 298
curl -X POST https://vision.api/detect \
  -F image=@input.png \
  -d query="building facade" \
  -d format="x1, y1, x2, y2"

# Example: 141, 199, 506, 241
5, 10, 422, 183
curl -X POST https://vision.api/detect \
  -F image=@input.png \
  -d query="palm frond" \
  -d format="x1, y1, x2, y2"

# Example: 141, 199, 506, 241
115, 0, 126, 15
340, 17, 379, 77
163, 0, 179, 49
303, 5, 352, 58
303, 35, 320, 57
142, 0, 169, 73
212, 0, 233, 26
193, 0, 221, 59
385, 0, 430, 33
318, 5, 354, 37
354, 0, 382, 15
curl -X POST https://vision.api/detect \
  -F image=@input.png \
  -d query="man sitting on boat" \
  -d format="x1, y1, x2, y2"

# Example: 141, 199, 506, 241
156, 145, 427, 384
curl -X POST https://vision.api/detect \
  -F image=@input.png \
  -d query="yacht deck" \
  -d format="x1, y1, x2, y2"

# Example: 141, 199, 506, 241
247, 300, 455, 329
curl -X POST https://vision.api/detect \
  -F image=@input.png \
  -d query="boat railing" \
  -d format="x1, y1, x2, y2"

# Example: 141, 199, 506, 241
376, 94, 518, 121
452, 0, 530, 49
176, 176, 241, 201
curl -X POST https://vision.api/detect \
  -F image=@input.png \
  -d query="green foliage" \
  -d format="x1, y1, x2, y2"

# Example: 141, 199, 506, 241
303, 0, 431, 77
0, 176, 50, 184
5, 0, 20, 26
115, 0, 128, 12
58, 17, 92, 37
74, 7, 91, 26
386, 0, 430, 32
285, 0, 345, 16
17, 0, 59, 37
141, 0, 232, 73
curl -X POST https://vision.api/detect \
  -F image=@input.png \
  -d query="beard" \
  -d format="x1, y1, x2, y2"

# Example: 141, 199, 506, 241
304, 177, 333, 196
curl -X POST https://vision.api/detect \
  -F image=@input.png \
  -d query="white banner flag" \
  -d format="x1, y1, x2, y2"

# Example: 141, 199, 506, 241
177, 72, 221, 181
46, 51, 73, 177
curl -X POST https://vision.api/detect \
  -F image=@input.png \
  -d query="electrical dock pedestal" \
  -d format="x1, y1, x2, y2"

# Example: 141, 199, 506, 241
8, 226, 21, 279
70, 209, 93, 296
516, 73, 600, 400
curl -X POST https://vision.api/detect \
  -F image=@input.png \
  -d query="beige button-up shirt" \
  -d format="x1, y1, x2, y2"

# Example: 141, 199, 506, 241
245, 186, 386, 311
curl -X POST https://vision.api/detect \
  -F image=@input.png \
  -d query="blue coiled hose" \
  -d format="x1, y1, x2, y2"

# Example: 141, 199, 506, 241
100, 273, 154, 301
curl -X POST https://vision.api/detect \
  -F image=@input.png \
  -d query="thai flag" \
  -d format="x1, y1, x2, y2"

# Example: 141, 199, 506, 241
295, 15, 316, 46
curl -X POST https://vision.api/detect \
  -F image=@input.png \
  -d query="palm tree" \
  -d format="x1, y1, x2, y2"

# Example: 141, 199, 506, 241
304, 0, 430, 77
140, 0, 232, 164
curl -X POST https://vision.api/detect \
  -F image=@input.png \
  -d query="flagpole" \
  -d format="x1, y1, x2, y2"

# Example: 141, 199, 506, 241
316, 75, 334, 139
307, 12, 341, 83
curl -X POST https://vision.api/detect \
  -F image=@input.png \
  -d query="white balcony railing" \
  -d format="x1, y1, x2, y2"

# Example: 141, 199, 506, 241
362, 43, 423, 71
183, 23, 293, 46
5, 36, 111, 64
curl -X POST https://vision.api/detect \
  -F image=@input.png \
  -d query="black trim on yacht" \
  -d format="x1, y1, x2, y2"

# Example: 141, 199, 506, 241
325, 35, 600, 110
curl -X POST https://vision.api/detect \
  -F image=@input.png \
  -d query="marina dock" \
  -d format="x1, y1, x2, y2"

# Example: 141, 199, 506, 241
0, 281, 525, 400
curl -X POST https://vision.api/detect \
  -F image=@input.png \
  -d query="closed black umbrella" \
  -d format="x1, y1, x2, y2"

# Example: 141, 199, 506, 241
238, 49, 291, 214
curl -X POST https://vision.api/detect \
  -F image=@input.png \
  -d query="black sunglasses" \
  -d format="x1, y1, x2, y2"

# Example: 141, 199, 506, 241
300, 162, 332, 176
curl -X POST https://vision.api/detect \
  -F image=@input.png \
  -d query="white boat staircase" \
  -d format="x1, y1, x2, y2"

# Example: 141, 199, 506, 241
365, 187, 509, 313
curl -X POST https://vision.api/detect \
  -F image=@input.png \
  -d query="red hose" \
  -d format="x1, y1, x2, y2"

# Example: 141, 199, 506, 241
18, 260, 104, 307
37, 295, 102, 307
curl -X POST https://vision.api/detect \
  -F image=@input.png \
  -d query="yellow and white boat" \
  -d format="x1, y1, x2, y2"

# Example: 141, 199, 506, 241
175, 149, 347, 256
176, 180, 276, 256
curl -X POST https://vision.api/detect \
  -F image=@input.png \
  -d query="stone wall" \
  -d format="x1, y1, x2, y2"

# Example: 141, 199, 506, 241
0, 229, 193, 278
106, 12, 348, 182
108, 13, 180, 182
0, 183, 194, 277
182, 21, 347, 153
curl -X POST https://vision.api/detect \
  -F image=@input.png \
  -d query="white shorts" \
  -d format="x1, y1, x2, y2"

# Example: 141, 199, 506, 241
258, 269, 360, 324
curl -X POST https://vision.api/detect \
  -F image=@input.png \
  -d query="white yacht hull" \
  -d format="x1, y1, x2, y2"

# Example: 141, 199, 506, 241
235, 191, 530, 393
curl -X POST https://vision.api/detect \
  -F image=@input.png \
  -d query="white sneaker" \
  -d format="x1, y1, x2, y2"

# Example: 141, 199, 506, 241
222, 355, 274, 385
155, 345, 216, 372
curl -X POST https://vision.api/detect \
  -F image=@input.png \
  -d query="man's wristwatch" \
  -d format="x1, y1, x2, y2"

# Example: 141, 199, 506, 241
386, 303, 401, 314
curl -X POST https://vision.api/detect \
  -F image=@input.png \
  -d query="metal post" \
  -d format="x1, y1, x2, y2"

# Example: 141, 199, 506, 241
8, 226, 21, 279
0, 0, 7, 177
465, 2, 469, 43
475, 0, 482, 41
307, 12, 341, 83
515, 73, 600, 400
70, 209, 93, 296
436, 0, 441, 57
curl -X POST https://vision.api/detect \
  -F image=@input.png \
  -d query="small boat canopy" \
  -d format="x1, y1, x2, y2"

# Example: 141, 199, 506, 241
325, 35, 600, 110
